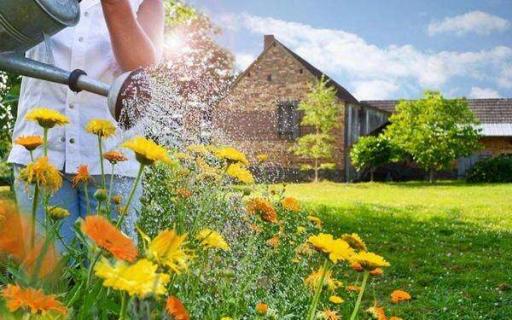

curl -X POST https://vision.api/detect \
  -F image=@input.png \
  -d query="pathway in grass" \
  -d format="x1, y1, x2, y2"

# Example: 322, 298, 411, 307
283, 182, 512, 320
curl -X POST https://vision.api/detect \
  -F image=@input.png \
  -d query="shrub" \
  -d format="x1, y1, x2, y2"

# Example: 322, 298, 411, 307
466, 154, 512, 183
350, 135, 396, 181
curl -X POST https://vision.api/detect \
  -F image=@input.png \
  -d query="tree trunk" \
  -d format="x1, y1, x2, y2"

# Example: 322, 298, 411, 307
370, 168, 375, 182
429, 169, 435, 183
314, 158, 319, 183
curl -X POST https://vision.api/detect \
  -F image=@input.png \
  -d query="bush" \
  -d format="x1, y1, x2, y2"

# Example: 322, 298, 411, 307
350, 135, 396, 181
466, 154, 512, 183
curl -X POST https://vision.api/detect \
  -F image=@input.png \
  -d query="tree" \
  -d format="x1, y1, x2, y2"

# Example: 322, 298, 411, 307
350, 135, 395, 182
291, 77, 341, 182
385, 91, 481, 183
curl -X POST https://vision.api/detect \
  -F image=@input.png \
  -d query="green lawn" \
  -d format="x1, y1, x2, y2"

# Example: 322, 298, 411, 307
0, 186, 12, 200
283, 182, 512, 319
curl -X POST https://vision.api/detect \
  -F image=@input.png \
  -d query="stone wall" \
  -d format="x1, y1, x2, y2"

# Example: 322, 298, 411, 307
213, 40, 346, 172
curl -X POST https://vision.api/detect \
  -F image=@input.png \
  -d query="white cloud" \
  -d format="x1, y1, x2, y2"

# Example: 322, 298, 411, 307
498, 65, 512, 88
428, 11, 510, 36
228, 14, 512, 94
235, 53, 255, 71
352, 80, 399, 100
469, 86, 502, 98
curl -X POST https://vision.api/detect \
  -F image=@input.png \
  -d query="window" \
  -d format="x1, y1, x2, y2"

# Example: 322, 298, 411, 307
299, 69, 303, 74
267, 74, 272, 81
277, 101, 299, 140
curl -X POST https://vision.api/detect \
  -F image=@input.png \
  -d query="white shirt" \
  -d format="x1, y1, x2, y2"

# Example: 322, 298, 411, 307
8, 0, 144, 178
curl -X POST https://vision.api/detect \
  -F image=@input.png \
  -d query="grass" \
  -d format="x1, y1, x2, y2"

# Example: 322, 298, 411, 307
282, 181, 512, 319
0, 186, 12, 200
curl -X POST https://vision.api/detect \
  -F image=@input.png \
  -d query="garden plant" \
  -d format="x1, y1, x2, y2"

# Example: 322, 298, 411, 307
0, 108, 410, 319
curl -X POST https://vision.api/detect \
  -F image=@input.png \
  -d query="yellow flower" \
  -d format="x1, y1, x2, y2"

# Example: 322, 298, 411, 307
256, 153, 268, 163
187, 144, 210, 155
350, 251, 390, 271
297, 226, 306, 234
47, 206, 70, 220
329, 295, 344, 304
19, 157, 62, 193
341, 233, 367, 251
281, 197, 301, 212
94, 257, 170, 297
25, 107, 69, 128
307, 215, 323, 228
304, 267, 342, 291
196, 229, 230, 251
123, 136, 170, 165
147, 229, 190, 273
308, 234, 354, 263
226, 163, 254, 184
317, 310, 340, 320
214, 147, 249, 165
221, 317, 233, 320
86, 119, 116, 138
15, 135, 43, 151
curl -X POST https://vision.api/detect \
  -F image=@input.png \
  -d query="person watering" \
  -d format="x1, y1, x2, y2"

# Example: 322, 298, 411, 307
8, 0, 164, 244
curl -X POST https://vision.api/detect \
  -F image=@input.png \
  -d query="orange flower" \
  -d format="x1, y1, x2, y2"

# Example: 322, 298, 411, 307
81, 216, 138, 262
246, 198, 278, 223
166, 296, 190, 320
351, 262, 364, 272
390, 317, 403, 320
266, 235, 280, 249
318, 309, 340, 320
367, 305, 387, 320
1, 284, 67, 315
346, 285, 362, 293
281, 197, 301, 212
176, 188, 193, 199
15, 135, 43, 151
21, 242, 60, 279
72, 165, 90, 188
370, 268, 384, 276
256, 302, 268, 315
103, 151, 128, 164
390, 290, 411, 304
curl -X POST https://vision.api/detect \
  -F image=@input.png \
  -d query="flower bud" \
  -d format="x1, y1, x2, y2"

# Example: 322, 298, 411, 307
47, 206, 70, 220
94, 189, 108, 201
370, 268, 384, 276
111, 195, 122, 205
351, 262, 364, 272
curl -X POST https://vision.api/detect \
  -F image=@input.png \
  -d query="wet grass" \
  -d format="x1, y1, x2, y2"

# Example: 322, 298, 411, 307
283, 181, 512, 319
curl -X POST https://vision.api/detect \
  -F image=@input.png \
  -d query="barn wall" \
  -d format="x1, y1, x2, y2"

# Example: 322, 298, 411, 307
213, 42, 346, 174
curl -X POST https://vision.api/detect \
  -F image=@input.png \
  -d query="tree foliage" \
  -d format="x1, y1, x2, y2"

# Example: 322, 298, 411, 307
385, 91, 481, 182
291, 77, 341, 182
350, 135, 396, 181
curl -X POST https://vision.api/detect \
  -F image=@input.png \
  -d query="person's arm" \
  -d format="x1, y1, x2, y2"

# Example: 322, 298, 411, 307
101, 0, 165, 71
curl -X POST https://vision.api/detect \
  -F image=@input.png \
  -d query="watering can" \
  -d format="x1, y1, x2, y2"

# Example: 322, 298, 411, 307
0, 0, 148, 128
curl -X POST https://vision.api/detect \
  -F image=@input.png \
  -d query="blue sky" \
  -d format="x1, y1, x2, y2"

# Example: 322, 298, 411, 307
188, 0, 512, 101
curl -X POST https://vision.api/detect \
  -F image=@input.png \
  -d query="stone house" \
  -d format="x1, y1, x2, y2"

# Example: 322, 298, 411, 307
213, 35, 512, 181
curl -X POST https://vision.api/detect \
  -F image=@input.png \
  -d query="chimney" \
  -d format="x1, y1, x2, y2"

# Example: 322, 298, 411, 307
264, 35, 275, 50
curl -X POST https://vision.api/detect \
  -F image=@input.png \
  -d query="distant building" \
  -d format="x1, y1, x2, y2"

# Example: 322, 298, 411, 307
213, 35, 512, 181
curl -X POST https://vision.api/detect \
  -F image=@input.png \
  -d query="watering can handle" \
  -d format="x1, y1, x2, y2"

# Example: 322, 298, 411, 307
0, 53, 110, 96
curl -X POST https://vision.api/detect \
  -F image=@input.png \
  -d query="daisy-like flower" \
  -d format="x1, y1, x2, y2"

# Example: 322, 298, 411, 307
176, 188, 193, 199
1, 284, 67, 315
15, 135, 43, 151
329, 295, 344, 304
166, 296, 190, 320
341, 233, 367, 251
85, 119, 116, 138
226, 163, 254, 184
317, 309, 340, 320
281, 197, 301, 212
256, 153, 268, 163
186, 144, 209, 155
266, 235, 280, 249
196, 228, 230, 251
147, 229, 190, 273
350, 251, 390, 271
72, 165, 90, 188
370, 268, 384, 276
255, 302, 268, 315
346, 285, 362, 293
81, 216, 138, 262
103, 151, 128, 164
308, 234, 354, 263
47, 206, 70, 220
304, 267, 342, 291
214, 146, 249, 165
246, 197, 278, 223
390, 290, 412, 304
367, 305, 387, 320
123, 136, 170, 165
94, 257, 170, 297
19, 157, 62, 193
25, 107, 69, 128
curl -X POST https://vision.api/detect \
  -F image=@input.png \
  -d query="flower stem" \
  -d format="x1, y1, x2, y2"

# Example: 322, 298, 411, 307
86, 250, 101, 288
43, 128, 48, 157
119, 292, 128, 320
84, 183, 91, 215
350, 271, 369, 320
29, 150, 34, 162
98, 136, 106, 189
107, 164, 115, 216
116, 164, 144, 229
306, 258, 329, 320
30, 185, 40, 249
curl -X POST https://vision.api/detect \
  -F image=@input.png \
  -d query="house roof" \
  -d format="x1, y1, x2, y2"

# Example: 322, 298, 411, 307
233, 35, 359, 105
361, 98, 512, 137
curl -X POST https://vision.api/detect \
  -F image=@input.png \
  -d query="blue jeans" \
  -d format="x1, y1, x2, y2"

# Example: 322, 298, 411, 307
13, 165, 142, 250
